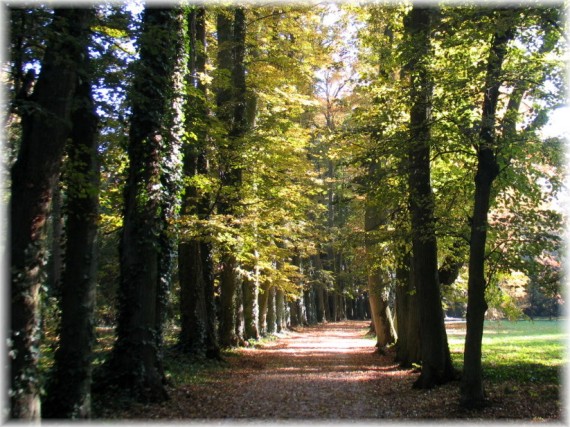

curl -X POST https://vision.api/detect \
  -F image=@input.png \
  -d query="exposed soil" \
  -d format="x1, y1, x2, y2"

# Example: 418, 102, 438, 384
97, 320, 562, 421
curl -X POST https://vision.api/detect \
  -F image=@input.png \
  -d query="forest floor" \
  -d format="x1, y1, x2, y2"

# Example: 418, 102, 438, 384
95, 320, 563, 422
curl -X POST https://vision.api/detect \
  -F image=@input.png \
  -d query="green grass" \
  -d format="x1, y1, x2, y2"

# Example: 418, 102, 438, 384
447, 319, 566, 384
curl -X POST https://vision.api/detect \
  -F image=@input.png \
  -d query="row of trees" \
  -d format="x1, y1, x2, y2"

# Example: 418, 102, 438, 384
5, 2, 565, 420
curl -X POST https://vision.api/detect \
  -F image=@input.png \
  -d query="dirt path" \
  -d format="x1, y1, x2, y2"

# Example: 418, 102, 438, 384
102, 320, 561, 421
211, 320, 410, 418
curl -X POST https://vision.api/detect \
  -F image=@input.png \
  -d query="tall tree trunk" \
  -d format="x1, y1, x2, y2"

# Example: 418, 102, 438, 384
461, 18, 515, 408
9, 8, 93, 420
404, 6, 454, 389
216, 7, 248, 348
178, 7, 220, 359
101, 8, 184, 402
42, 51, 100, 419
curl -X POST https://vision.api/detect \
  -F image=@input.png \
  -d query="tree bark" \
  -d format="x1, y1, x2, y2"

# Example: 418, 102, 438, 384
461, 18, 515, 408
235, 273, 245, 345
368, 271, 397, 351
364, 181, 397, 351
216, 7, 248, 348
179, 239, 208, 354
9, 8, 93, 420
266, 286, 277, 334
258, 283, 269, 335
275, 288, 285, 332
316, 284, 326, 323
46, 185, 63, 294
395, 251, 421, 367
101, 8, 184, 402
243, 275, 260, 340
179, 7, 220, 359
42, 48, 100, 418
404, 6, 454, 389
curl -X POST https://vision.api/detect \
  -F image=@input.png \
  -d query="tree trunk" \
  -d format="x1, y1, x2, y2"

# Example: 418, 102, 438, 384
316, 284, 326, 323
266, 287, 277, 334
404, 6, 454, 389
101, 8, 184, 402
42, 53, 100, 419
304, 287, 316, 325
219, 253, 240, 346
243, 276, 260, 340
329, 293, 338, 322
338, 295, 347, 321
178, 7, 220, 359
275, 288, 285, 332
368, 271, 397, 351
46, 184, 63, 294
179, 240, 209, 354
216, 7, 248, 348
395, 251, 421, 367
201, 241, 219, 358
289, 300, 299, 327
323, 288, 332, 321
235, 273, 245, 345
365, 187, 397, 351
9, 8, 93, 420
258, 284, 269, 335
461, 19, 515, 408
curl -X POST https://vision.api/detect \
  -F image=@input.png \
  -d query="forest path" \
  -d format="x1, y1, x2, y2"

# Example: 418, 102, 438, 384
119, 320, 441, 419
211, 320, 415, 418
101, 320, 561, 421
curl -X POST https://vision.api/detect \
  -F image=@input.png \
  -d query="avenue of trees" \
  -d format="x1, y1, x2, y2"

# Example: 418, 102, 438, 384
4, 2, 565, 420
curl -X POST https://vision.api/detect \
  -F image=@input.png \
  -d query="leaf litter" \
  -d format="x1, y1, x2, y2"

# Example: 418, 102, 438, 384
95, 320, 562, 421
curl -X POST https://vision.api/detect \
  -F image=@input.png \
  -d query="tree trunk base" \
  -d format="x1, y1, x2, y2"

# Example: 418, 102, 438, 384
412, 367, 457, 389
92, 358, 169, 404
459, 394, 489, 410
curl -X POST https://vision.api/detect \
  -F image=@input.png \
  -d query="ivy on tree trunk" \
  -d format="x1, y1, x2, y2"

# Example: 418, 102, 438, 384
178, 7, 220, 359
9, 8, 93, 420
42, 37, 100, 417
100, 7, 184, 403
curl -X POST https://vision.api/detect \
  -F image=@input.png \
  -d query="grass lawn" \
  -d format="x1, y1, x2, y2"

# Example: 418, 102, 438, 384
446, 319, 566, 385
